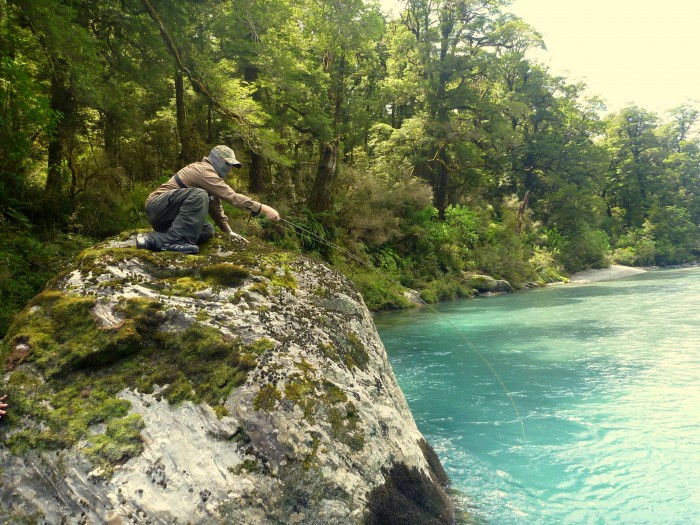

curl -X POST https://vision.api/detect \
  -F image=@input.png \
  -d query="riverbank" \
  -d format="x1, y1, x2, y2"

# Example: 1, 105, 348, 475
568, 264, 647, 283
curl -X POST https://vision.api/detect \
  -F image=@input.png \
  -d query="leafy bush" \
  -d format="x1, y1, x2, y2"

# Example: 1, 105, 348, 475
553, 223, 610, 272
279, 210, 338, 261
71, 181, 153, 238
369, 245, 402, 272
0, 210, 92, 337
644, 206, 699, 265
529, 246, 566, 283
611, 206, 699, 267
419, 275, 476, 303
471, 206, 532, 283
334, 165, 432, 247
347, 270, 413, 311
406, 205, 481, 274
612, 228, 657, 266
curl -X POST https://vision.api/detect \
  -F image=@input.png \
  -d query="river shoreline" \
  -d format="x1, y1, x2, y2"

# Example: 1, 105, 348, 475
391, 263, 698, 311
567, 261, 700, 284
567, 264, 647, 283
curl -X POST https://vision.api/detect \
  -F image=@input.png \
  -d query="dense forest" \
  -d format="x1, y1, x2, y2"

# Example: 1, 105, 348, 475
1, 0, 699, 336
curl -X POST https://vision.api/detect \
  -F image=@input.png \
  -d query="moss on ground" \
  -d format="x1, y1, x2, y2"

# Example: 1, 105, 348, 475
253, 384, 282, 412
2, 295, 262, 472
85, 414, 146, 473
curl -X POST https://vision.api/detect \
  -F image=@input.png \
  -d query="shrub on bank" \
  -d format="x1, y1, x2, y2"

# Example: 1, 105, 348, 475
0, 211, 92, 337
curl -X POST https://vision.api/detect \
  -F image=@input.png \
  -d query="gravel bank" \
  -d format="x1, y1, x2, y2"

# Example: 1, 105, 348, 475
569, 264, 647, 283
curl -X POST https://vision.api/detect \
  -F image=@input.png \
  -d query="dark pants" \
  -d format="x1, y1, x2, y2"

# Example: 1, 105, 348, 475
145, 188, 214, 250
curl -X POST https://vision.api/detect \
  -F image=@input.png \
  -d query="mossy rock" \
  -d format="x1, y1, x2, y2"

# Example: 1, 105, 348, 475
0, 237, 278, 476
0, 233, 456, 524
464, 274, 499, 293
464, 274, 513, 294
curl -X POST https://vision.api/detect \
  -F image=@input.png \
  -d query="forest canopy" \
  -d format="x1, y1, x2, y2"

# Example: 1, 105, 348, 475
1, 0, 699, 335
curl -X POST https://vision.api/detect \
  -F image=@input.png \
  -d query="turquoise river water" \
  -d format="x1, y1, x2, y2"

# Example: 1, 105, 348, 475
374, 267, 700, 525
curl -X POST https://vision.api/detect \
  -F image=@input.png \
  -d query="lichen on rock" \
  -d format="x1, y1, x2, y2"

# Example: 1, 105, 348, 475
0, 234, 455, 524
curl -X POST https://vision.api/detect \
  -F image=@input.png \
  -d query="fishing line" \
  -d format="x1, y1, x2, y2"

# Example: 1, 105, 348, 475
277, 217, 526, 441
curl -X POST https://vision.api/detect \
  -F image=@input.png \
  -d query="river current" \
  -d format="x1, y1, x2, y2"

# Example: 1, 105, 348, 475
374, 267, 700, 525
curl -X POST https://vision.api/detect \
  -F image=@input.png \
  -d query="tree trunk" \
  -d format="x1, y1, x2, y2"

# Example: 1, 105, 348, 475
103, 111, 119, 165
516, 191, 530, 234
308, 142, 338, 213
244, 64, 264, 194
45, 66, 74, 197
248, 151, 264, 194
175, 67, 190, 164
433, 157, 449, 221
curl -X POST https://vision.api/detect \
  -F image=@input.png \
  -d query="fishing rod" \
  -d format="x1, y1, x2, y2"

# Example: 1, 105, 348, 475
276, 217, 526, 441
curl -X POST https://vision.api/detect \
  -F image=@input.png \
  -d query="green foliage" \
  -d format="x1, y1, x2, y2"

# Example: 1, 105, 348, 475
611, 206, 700, 266
0, 211, 92, 338
70, 181, 154, 238
1, 0, 700, 328
407, 206, 478, 274
0, 54, 58, 201
469, 205, 531, 283
347, 270, 413, 311
419, 277, 476, 304
334, 165, 433, 247
644, 206, 700, 264
528, 246, 566, 284
612, 228, 657, 266
549, 223, 610, 273
282, 210, 338, 261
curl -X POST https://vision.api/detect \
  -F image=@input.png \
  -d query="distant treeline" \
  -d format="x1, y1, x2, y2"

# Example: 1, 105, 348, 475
1, 0, 699, 334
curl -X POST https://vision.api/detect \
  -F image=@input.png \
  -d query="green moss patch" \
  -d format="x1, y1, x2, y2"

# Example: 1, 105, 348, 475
249, 338, 276, 355
339, 332, 370, 371
259, 253, 298, 293
254, 359, 364, 452
70, 239, 283, 294
5, 293, 144, 380
328, 400, 364, 452
1, 294, 260, 476
253, 384, 282, 412
201, 263, 250, 287
314, 333, 370, 372
85, 414, 146, 473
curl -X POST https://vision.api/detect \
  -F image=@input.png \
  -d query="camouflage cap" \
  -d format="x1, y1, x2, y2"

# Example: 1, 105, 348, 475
210, 145, 242, 168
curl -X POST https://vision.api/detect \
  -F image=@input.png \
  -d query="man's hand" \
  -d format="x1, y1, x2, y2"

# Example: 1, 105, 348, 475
259, 204, 280, 221
0, 394, 8, 419
229, 231, 249, 244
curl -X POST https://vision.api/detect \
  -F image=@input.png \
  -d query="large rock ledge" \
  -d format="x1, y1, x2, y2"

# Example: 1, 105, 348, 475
0, 235, 454, 524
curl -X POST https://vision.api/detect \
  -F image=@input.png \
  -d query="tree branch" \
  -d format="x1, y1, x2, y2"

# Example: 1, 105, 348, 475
138, 0, 256, 148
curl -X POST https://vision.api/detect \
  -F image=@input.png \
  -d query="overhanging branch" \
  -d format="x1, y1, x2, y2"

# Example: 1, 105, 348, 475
138, 0, 256, 148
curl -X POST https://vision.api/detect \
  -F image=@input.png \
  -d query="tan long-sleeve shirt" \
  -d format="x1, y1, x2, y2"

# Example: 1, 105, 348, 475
145, 158, 261, 233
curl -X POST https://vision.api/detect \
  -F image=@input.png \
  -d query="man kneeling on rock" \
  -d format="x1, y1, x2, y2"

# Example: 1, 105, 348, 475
137, 145, 280, 254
